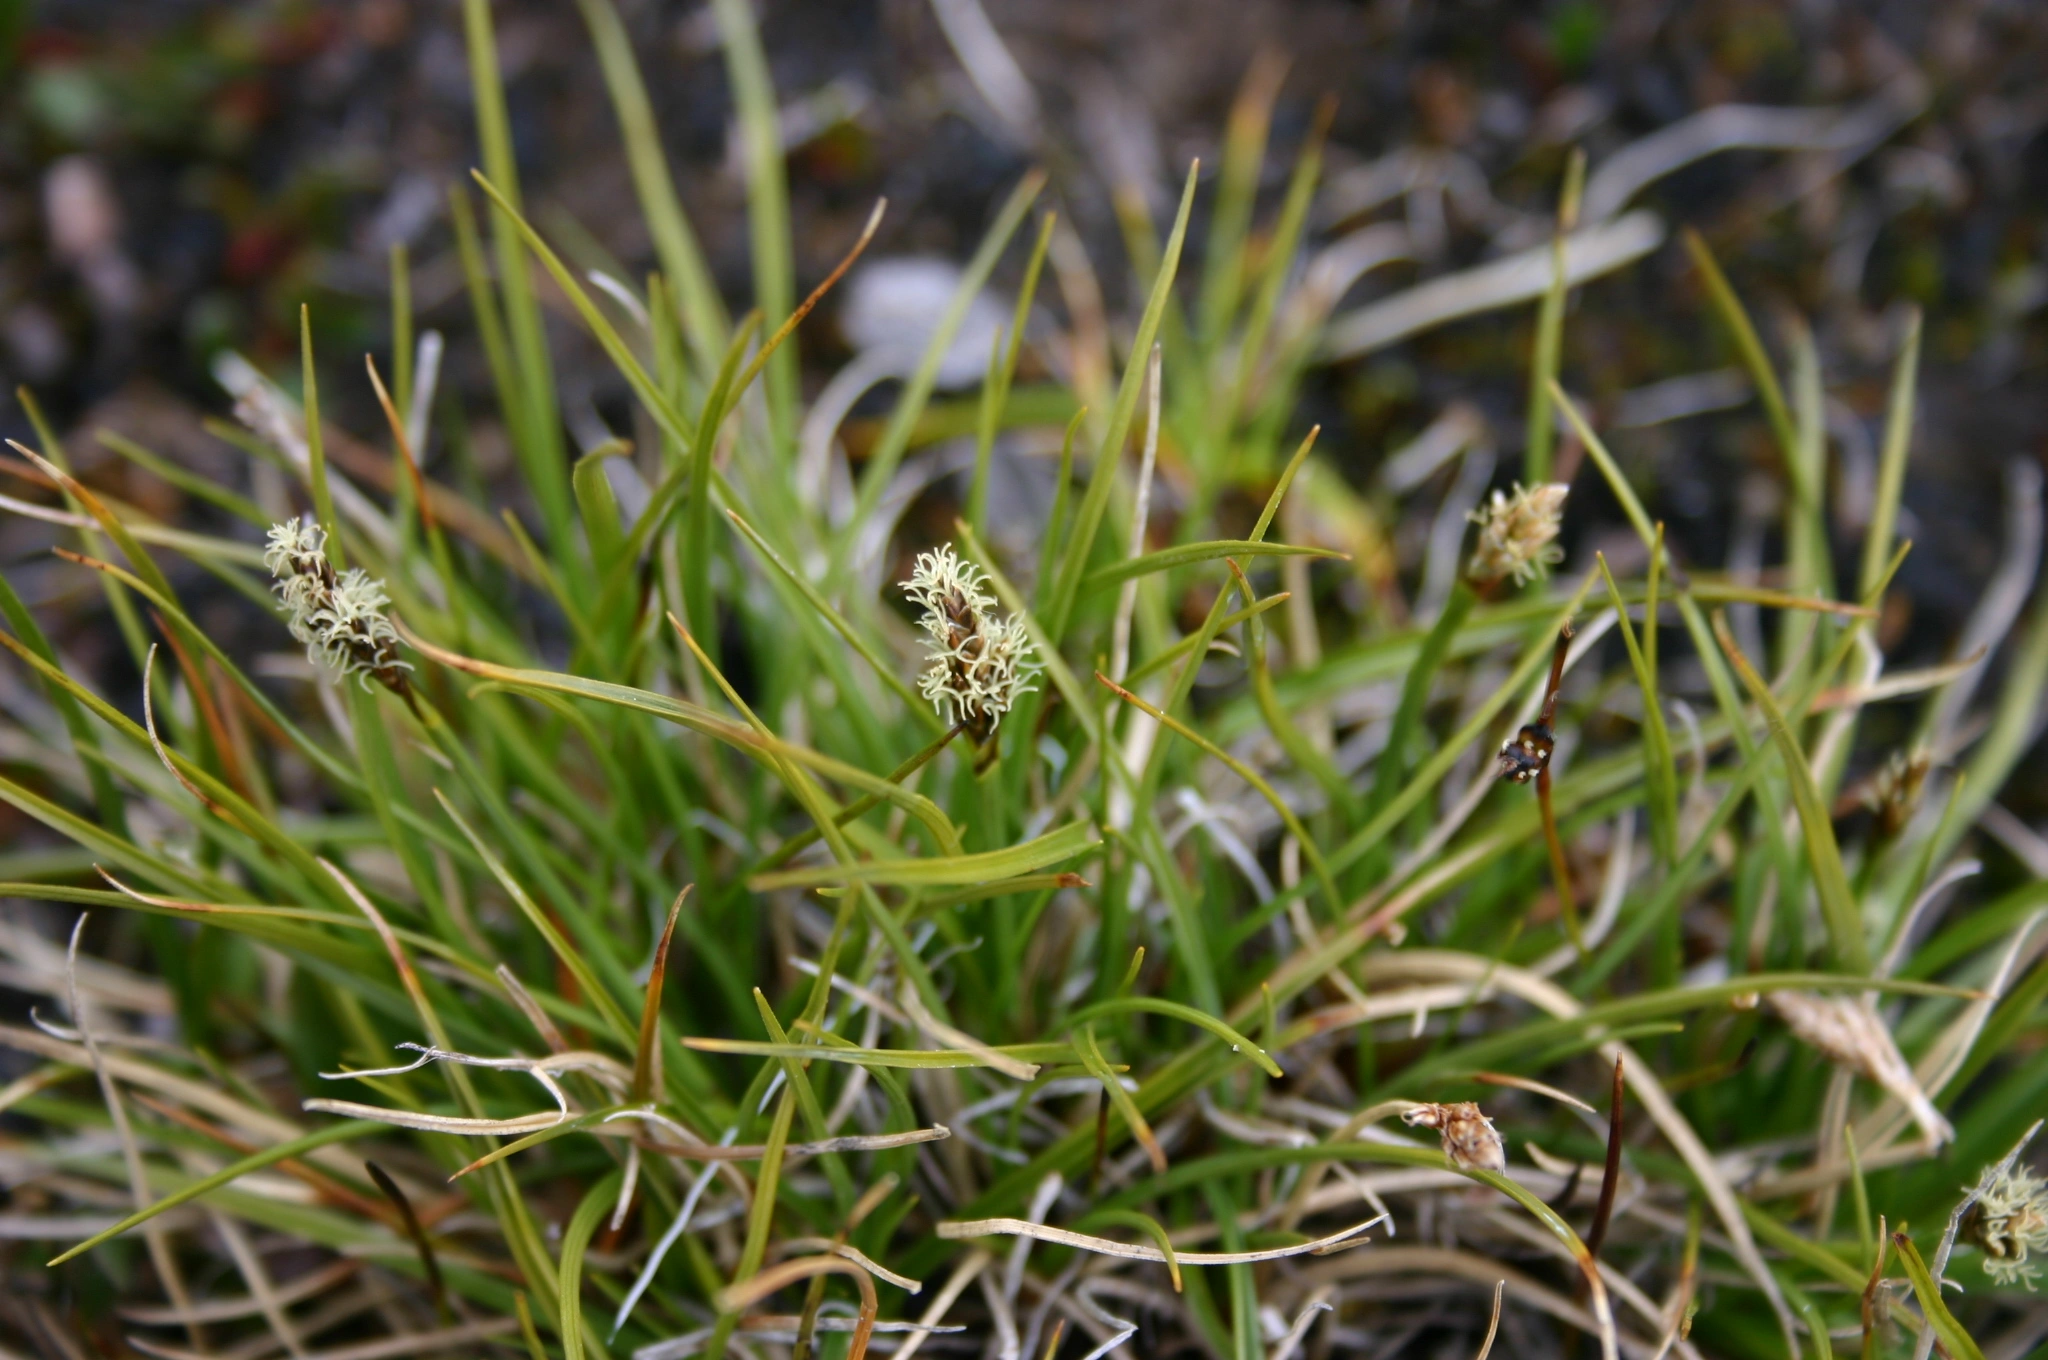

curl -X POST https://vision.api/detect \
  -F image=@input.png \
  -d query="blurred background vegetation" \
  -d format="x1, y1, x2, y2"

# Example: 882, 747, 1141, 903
3, 0, 2046, 672
4, 2, 2048, 1356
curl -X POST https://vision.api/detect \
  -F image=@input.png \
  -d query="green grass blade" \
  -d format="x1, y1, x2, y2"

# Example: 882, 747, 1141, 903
749, 819, 1097, 889
1228, 96, 1331, 454
1079, 541, 1345, 596
1078, 1207, 1184, 1292
409, 631, 962, 855
469, 173, 697, 460
448, 185, 529, 481
575, 0, 727, 373
1124, 595, 1287, 687
1942, 570, 2048, 866
1078, 1023, 1165, 1172
684, 1038, 1075, 1071
1892, 1230, 1985, 1360
1063, 997, 1281, 1078
572, 442, 629, 575
302, 311, 339, 566
842, 170, 1045, 559
711, 0, 796, 457
1524, 148, 1585, 484
1032, 407, 1088, 612
47, 1120, 379, 1266
1712, 613, 1870, 974
1097, 670, 1341, 919
1860, 307, 1921, 601
0, 567, 127, 832
684, 315, 761, 656
15, 389, 162, 713
970, 210, 1057, 538
1045, 161, 1200, 641
461, 0, 571, 549
1683, 228, 1797, 466
1364, 581, 1474, 827
432, 788, 636, 1042
1197, 54, 1282, 356
97, 430, 267, 528
726, 510, 938, 728
558, 1170, 621, 1360
1597, 554, 1677, 863
1328, 570, 1599, 881
1133, 427, 1319, 823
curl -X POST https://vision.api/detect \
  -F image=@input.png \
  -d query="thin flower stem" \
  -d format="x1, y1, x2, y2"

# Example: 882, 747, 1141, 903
749, 722, 968, 875
1539, 771, 1581, 952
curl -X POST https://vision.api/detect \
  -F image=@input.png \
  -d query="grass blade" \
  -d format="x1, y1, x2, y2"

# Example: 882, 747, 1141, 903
559, 1170, 622, 1360
1683, 228, 1796, 466
1712, 613, 1870, 974
711, 0, 797, 455
1597, 552, 1678, 863
575, 0, 727, 372
1524, 148, 1585, 484
749, 819, 1098, 890
1860, 307, 1921, 601
1044, 161, 1200, 641
1080, 540, 1345, 596
461, 0, 570, 548
1892, 1229, 1985, 1360
970, 211, 1056, 539
633, 888, 690, 1104
47, 1120, 379, 1266
842, 169, 1045, 560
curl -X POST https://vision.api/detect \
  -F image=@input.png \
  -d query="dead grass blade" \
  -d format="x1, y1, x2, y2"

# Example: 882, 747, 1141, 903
937, 1212, 1386, 1265
634, 886, 691, 1102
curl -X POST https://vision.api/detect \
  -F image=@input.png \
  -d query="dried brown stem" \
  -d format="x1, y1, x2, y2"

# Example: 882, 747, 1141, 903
632, 886, 690, 1103
1586, 1055, 1625, 1263
366, 1160, 449, 1324
364, 354, 436, 537
1538, 770, 1580, 950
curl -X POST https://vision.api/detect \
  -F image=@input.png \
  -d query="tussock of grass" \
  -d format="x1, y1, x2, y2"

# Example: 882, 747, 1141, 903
1, 5, 2044, 1359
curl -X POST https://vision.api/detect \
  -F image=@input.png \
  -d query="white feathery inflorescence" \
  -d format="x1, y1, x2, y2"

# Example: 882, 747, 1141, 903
902, 544, 1038, 743
1968, 1158, 2048, 1289
1467, 482, 1570, 588
264, 519, 410, 690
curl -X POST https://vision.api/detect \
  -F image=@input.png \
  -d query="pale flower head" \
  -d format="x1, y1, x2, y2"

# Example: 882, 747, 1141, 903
902, 544, 1038, 742
265, 517, 410, 691
264, 518, 327, 579
1467, 482, 1570, 587
1968, 1159, 2048, 1289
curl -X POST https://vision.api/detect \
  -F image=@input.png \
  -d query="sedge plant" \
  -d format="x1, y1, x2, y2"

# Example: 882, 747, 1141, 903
1, 6, 2045, 1358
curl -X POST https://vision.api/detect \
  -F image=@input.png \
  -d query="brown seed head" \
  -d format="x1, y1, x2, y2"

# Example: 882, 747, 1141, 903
1403, 1100, 1507, 1174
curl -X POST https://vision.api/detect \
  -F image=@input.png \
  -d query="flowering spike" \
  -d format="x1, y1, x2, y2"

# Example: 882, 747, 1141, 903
1468, 482, 1570, 588
265, 519, 411, 693
1967, 1159, 2048, 1289
902, 545, 1038, 744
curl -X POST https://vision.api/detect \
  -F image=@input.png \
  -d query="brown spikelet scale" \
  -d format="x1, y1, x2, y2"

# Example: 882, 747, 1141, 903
1403, 1101, 1507, 1174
